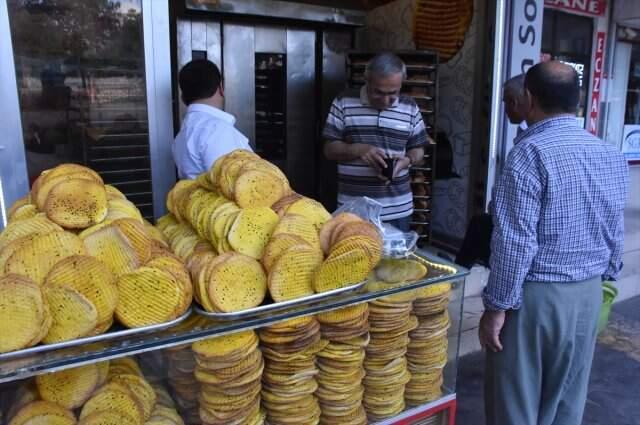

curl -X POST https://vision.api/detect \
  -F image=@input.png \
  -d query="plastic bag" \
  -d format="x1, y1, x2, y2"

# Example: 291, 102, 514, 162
333, 197, 419, 258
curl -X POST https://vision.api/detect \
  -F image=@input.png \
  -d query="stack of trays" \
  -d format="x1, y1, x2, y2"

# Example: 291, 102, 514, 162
406, 283, 452, 406
259, 317, 323, 425
166, 345, 201, 424
192, 331, 265, 425
315, 304, 370, 425
363, 299, 418, 421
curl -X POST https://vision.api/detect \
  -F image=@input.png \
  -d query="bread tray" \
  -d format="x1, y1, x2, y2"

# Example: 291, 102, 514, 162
0, 308, 192, 361
194, 280, 368, 320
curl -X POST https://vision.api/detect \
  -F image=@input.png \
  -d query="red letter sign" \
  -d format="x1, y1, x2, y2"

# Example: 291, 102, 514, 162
589, 31, 606, 135
544, 0, 606, 17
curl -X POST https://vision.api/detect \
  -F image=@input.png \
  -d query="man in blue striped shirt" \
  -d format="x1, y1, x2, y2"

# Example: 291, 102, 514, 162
480, 61, 629, 425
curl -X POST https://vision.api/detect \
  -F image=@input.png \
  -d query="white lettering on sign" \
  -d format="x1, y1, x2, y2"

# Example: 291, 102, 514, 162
561, 61, 585, 86
544, 0, 606, 17
518, 0, 540, 72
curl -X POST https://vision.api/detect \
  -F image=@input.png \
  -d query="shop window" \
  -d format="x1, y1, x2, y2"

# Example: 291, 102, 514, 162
6, 0, 154, 220
541, 9, 594, 126
621, 43, 640, 162
624, 44, 640, 126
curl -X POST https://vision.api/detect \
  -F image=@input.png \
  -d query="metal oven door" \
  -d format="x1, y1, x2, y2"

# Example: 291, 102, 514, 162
176, 20, 318, 197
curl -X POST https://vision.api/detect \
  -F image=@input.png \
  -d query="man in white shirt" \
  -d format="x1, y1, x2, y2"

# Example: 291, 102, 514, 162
172, 59, 252, 180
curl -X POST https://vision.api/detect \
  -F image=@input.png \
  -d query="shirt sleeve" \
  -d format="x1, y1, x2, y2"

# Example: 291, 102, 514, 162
604, 158, 629, 281
233, 128, 253, 152
407, 108, 428, 150
603, 204, 625, 281
323, 98, 345, 142
482, 167, 542, 311
199, 125, 250, 173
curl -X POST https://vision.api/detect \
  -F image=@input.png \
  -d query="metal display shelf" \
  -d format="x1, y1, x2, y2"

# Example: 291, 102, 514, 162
374, 394, 457, 425
194, 280, 368, 320
0, 250, 468, 384
0, 308, 192, 362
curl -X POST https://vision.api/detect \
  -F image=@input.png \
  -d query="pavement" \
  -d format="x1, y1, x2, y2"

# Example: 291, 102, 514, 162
455, 295, 640, 425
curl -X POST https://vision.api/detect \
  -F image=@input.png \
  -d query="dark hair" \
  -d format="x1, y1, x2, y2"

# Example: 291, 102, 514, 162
503, 74, 525, 98
524, 61, 579, 114
179, 59, 222, 105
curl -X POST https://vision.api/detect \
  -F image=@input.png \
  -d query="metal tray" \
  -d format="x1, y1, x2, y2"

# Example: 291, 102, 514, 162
0, 308, 192, 361
194, 280, 368, 320
409, 252, 457, 276
404, 95, 434, 101
411, 166, 433, 172
410, 221, 431, 226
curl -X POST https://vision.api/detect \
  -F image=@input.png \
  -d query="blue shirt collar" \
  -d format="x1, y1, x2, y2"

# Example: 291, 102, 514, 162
514, 115, 579, 145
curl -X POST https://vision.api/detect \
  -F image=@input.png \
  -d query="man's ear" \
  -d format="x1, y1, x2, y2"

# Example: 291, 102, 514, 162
218, 82, 225, 98
523, 89, 535, 117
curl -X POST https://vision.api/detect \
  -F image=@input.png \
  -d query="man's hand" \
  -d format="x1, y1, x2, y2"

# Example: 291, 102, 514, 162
479, 310, 506, 352
356, 145, 387, 171
393, 157, 412, 179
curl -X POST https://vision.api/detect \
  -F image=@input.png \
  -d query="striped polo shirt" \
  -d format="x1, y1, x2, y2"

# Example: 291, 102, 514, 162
323, 86, 427, 220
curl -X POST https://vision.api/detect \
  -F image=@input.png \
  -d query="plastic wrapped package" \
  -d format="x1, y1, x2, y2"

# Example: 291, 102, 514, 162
333, 197, 418, 259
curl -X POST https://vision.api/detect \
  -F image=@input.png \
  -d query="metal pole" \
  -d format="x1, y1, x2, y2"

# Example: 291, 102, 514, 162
142, 0, 176, 219
0, 0, 30, 229
485, 0, 508, 210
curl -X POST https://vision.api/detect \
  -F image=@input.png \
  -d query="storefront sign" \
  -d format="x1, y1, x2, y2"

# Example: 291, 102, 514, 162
544, 0, 607, 16
513, 0, 543, 74
588, 31, 605, 135
622, 125, 640, 161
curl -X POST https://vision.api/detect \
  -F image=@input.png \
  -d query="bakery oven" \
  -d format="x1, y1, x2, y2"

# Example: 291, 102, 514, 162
174, 1, 359, 205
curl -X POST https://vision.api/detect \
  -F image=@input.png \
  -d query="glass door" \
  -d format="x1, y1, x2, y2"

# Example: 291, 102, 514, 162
541, 9, 594, 128
5, 0, 154, 220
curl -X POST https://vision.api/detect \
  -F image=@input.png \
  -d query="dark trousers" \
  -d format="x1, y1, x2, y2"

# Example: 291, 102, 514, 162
455, 213, 493, 268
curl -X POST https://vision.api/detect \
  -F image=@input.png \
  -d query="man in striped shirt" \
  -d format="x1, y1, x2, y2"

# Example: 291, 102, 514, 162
323, 53, 427, 231
481, 61, 629, 425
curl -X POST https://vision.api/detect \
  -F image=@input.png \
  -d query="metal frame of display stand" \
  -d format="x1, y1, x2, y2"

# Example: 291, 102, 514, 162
379, 393, 456, 425
0, 251, 468, 425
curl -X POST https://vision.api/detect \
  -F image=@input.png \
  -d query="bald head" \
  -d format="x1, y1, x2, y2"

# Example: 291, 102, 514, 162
525, 61, 579, 114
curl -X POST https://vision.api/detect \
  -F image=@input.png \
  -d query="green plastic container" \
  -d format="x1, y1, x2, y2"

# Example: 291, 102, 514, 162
597, 281, 618, 334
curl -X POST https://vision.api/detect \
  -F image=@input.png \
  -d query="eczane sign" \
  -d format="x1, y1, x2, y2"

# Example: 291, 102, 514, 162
588, 32, 606, 135
544, 0, 606, 17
